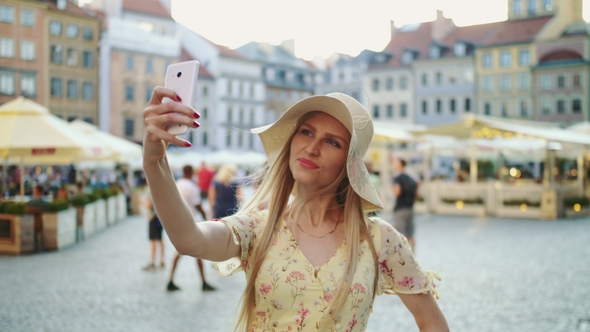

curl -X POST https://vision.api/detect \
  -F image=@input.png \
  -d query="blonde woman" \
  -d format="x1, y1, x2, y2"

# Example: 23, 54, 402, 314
143, 89, 448, 332
207, 164, 242, 219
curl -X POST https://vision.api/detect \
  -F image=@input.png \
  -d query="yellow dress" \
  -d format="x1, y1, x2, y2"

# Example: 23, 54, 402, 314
215, 210, 440, 332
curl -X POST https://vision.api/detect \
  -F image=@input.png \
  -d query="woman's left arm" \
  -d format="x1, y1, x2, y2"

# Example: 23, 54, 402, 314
398, 292, 449, 332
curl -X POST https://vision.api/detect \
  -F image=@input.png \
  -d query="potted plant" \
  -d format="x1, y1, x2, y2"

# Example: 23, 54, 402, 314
92, 189, 108, 232
0, 201, 34, 255
71, 193, 96, 241
436, 197, 486, 217
42, 199, 76, 250
498, 198, 542, 219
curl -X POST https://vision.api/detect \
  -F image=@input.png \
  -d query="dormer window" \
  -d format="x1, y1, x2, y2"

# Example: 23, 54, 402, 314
543, 0, 553, 10
454, 42, 466, 57
429, 45, 440, 59
402, 49, 417, 65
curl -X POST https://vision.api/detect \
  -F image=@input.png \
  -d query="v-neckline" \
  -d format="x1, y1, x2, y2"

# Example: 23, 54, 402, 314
282, 218, 345, 275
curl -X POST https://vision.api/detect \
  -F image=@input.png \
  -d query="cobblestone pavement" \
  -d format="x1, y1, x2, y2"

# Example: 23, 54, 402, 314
1, 213, 589, 332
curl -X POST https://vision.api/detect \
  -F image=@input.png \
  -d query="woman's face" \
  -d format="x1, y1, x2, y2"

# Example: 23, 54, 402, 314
289, 112, 350, 192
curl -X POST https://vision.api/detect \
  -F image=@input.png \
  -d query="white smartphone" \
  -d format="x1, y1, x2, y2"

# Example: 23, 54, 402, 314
163, 60, 200, 135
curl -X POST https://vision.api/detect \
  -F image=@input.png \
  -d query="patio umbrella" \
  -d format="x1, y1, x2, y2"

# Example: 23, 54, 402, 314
0, 97, 114, 199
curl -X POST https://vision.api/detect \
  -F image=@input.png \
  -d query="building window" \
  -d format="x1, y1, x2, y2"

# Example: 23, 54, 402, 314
202, 132, 208, 146
0, 70, 15, 95
372, 79, 379, 91
67, 80, 78, 99
50, 78, 62, 97
0, 37, 14, 58
429, 45, 440, 59
20, 40, 35, 60
373, 105, 380, 119
572, 99, 582, 113
0, 5, 14, 23
520, 100, 528, 117
203, 107, 208, 119
556, 100, 565, 114
124, 119, 134, 137
463, 67, 474, 83
421, 73, 428, 86
402, 51, 414, 64
513, 0, 522, 14
454, 42, 466, 57
386, 104, 393, 118
465, 98, 471, 112
421, 100, 428, 115
50, 44, 62, 64
573, 74, 581, 88
83, 82, 93, 100
482, 76, 493, 91
543, 0, 553, 10
450, 99, 456, 113
66, 48, 78, 66
227, 80, 233, 95
400, 103, 407, 117
500, 51, 511, 67
21, 73, 36, 97
500, 74, 511, 91
484, 102, 492, 115
82, 51, 93, 68
126, 56, 134, 71
145, 87, 152, 102
83, 117, 94, 124
435, 72, 442, 85
519, 73, 530, 89
540, 75, 551, 90
226, 128, 232, 147
400, 76, 408, 90
436, 99, 442, 114
501, 102, 509, 117
21, 9, 34, 27
518, 50, 530, 66
528, 0, 537, 14
557, 75, 565, 89
448, 72, 456, 84
227, 107, 232, 124
125, 86, 134, 101
50, 21, 62, 35
66, 24, 78, 38
386, 78, 393, 90
202, 86, 208, 96
146, 59, 153, 74
82, 28, 93, 41
482, 53, 492, 68
541, 98, 551, 114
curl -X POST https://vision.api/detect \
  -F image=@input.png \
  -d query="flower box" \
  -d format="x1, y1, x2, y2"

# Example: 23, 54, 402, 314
75, 203, 96, 241
496, 205, 542, 219
565, 207, 590, 219
94, 199, 107, 231
116, 193, 127, 221
0, 213, 34, 255
435, 202, 486, 217
106, 196, 117, 225
42, 208, 77, 250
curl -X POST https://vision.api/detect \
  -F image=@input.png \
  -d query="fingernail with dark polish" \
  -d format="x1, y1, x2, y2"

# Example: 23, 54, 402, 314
176, 95, 182, 102
184, 141, 192, 147
193, 121, 200, 128
193, 111, 200, 118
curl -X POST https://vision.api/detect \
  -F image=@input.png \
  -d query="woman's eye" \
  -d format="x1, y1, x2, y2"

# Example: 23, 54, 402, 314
328, 139, 340, 147
301, 129, 312, 136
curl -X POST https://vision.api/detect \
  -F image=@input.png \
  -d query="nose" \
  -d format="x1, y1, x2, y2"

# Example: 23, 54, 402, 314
305, 138, 320, 156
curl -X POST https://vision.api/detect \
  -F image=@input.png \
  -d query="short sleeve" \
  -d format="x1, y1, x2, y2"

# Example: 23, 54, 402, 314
369, 217, 441, 299
213, 210, 268, 277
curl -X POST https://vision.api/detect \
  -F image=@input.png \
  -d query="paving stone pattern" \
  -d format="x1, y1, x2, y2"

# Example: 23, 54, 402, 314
1, 213, 589, 332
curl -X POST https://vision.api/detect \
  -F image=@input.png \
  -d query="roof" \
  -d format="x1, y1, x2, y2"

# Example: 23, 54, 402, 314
47, 0, 96, 18
378, 22, 435, 67
214, 43, 247, 59
441, 21, 504, 54
180, 48, 214, 78
236, 42, 311, 68
122, 0, 172, 19
479, 15, 553, 47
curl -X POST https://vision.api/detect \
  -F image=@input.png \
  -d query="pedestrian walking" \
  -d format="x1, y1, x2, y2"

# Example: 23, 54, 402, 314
207, 164, 242, 219
197, 162, 215, 201
142, 89, 448, 331
167, 165, 216, 292
391, 157, 419, 252
139, 180, 165, 271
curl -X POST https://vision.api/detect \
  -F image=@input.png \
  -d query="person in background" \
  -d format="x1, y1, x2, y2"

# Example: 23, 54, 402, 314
197, 162, 215, 201
391, 157, 418, 252
25, 185, 49, 251
207, 164, 242, 219
142, 89, 447, 331
140, 180, 165, 271
167, 165, 216, 292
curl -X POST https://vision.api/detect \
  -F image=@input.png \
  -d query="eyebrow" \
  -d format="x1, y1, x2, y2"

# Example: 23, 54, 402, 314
301, 123, 347, 143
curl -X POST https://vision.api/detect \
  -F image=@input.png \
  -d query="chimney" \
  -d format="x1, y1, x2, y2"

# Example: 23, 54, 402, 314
390, 20, 397, 39
280, 39, 295, 56
432, 9, 456, 42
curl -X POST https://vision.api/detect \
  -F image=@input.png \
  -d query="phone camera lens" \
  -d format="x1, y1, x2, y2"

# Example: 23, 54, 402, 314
177, 72, 182, 78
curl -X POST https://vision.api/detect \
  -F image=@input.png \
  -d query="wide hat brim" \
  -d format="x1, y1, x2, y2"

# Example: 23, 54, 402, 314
251, 93, 383, 212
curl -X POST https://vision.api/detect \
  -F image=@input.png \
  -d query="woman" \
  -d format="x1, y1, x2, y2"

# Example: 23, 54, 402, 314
143, 88, 448, 331
207, 164, 242, 219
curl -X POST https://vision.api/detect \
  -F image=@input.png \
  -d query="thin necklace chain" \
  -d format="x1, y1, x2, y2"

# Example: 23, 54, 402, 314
295, 212, 341, 239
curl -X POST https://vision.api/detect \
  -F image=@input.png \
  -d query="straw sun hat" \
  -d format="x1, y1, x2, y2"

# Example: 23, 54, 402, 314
251, 92, 384, 212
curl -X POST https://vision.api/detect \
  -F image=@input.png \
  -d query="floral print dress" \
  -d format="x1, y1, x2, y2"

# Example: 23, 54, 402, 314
215, 210, 440, 332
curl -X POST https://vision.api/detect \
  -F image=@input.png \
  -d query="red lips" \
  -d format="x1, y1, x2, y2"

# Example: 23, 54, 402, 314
298, 158, 319, 169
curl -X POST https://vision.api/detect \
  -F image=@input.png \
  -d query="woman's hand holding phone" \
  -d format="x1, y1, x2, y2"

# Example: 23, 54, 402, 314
143, 86, 201, 161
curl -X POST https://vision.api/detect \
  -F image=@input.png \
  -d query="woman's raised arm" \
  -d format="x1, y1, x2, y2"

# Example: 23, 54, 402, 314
142, 86, 240, 261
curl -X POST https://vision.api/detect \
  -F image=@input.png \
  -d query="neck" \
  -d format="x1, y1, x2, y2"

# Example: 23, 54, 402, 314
290, 197, 340, 228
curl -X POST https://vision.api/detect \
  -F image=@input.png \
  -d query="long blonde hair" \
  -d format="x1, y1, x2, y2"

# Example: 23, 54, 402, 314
237, 112, 380, 331
215, 164, 237, 186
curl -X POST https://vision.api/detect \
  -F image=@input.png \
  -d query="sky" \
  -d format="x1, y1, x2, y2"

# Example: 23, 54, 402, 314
171, 0, 590, 61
